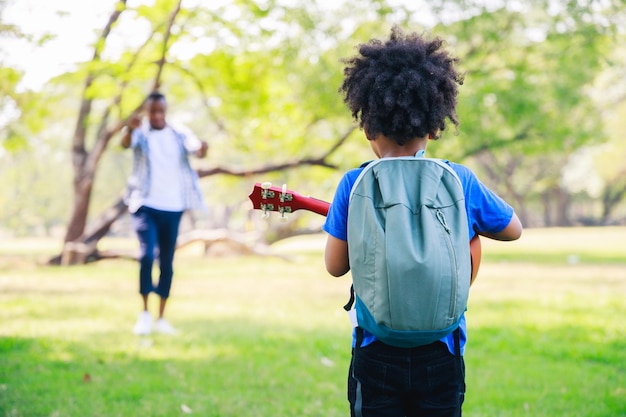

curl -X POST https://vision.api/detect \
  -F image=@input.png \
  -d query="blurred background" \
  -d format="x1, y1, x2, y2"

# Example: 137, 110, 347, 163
1, 0, 625, 264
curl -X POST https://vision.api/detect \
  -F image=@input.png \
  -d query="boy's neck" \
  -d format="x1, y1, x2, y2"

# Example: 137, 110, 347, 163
371, 134, 429, 158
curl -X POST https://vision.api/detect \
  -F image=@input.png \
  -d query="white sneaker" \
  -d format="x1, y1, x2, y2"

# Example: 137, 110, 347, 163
133, 311, 153, 335
155, 318, 177, 335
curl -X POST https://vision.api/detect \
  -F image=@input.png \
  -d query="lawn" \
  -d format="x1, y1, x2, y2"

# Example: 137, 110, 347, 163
0, 227, 625, 416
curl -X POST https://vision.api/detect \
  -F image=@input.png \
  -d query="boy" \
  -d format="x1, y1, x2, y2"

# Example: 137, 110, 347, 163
323, 27, 522, 416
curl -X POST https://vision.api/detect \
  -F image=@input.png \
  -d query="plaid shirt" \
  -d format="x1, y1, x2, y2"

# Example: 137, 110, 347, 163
125, 122, 206, 213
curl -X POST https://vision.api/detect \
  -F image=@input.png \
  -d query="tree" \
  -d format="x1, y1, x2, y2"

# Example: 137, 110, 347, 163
55, 0, 176, 263
2, 0, 625, 257
51, 0, 373, 264
589, 39, 626, 224
426, 2, 619, 226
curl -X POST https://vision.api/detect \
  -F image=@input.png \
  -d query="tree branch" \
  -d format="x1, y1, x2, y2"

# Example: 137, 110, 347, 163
195, 125, 354, 178
197, 158, 337, 178
458, 125, 533, 160
97, 1, 184, 160
319, 125, 357, 160
72, 0, 127, 164
152, 0, 182, 92
85, 106, 112, 174
110, 23, 160, 128
168, 62, 228, 133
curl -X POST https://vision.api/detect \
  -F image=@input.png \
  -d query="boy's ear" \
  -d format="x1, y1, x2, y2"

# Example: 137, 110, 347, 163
428, 129, 439, 140
364, 129, 377, 141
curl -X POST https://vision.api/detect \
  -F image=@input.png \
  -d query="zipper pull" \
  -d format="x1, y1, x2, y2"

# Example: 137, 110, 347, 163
436, 209, 451, 234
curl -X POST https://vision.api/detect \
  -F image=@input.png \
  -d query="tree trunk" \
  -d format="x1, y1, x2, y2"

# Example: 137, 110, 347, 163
541, 192, 552, 227
64, 172, 94, 242
61, 2, 126, 248
50, 196, 127, 265
553, 187, 572, 227
600, 177, 626, 225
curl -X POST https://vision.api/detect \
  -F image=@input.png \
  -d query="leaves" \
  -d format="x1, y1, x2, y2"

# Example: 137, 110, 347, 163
2, 0, 626, 238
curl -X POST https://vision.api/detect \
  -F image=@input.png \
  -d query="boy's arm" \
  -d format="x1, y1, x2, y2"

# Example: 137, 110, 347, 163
325, 235, 350, 277
477, 212, 522, 241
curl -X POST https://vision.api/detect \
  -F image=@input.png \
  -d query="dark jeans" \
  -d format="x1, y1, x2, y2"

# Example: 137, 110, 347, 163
131, 206, 183, 299
348, 340, 465, 417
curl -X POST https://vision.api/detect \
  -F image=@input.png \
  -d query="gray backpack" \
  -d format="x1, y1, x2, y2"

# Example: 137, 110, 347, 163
346, 156, 471, 348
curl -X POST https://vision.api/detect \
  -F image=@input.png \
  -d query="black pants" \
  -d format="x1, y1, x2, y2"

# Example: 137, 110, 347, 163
348, 341, 465, 417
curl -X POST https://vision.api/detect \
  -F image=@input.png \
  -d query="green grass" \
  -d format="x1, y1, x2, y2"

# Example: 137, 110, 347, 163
1, 227, 625, 416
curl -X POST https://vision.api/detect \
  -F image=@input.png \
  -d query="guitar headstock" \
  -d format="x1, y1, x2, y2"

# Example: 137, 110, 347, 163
249, 182, 295, 219
248, 182, 330, 218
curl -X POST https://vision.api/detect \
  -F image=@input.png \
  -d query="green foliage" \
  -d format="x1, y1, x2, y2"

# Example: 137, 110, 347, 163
421, 2, 620, 225
0, 151, 72, 235
433, 5, 608, 158
2, 0, 626, 236
0, 67, 26, 152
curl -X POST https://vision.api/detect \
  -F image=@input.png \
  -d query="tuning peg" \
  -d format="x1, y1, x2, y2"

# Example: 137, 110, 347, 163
261, 182, 272, 190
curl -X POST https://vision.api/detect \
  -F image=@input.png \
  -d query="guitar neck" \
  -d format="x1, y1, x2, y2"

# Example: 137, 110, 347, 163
301, 197, 330, 217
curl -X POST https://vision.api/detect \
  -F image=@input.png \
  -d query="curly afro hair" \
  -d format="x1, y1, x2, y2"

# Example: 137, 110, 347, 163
339, 26, 464, 145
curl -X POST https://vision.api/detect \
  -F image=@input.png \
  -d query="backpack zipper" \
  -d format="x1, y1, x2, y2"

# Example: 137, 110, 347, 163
436, 209, 451, 234
436, 209, 458, 321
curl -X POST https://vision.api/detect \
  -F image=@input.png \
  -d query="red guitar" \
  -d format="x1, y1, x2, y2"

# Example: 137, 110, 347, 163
249, 182, 481, 284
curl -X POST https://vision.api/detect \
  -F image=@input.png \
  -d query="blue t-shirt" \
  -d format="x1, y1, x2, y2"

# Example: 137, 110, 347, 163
322, 161, 514, 355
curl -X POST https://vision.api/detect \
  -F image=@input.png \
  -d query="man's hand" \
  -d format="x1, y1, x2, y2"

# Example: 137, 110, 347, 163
121, 113, 142, 148
128, 113, 142, 129
196, 140, 209, 158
